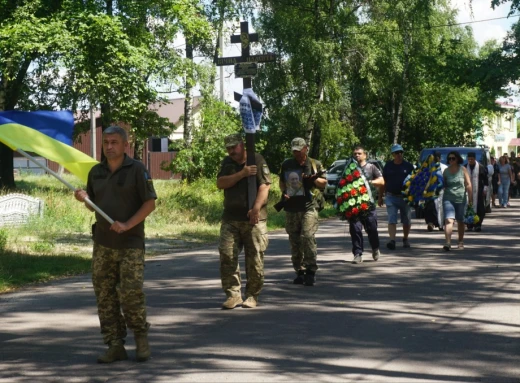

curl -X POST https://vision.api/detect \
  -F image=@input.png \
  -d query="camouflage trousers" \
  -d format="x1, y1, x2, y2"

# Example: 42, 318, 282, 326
218, 220, 268, 298
285, 209, 319, 273
92, 243, 150, 345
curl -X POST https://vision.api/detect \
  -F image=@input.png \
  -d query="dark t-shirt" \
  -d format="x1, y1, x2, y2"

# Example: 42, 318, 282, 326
361, 162, 382, 181
86, 155, 157, 249
382, 160, 414, 195
218, 153, 271, 221
279, 157, 325, 212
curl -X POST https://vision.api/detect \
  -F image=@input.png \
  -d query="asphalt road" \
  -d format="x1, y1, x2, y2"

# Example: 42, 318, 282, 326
1, 204, 519, 383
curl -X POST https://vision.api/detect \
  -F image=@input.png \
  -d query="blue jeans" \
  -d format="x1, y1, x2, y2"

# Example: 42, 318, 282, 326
498, 178, 511, 206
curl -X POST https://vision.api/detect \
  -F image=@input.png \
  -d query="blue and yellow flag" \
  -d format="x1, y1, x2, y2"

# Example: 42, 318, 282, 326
0, 110, 75, 145
0, 115, 98, 183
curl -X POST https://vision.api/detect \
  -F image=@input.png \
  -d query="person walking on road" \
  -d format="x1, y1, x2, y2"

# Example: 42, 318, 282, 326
442, 151, 472, 251
381, 144, 414, 250
490, 156, 500, 207
349, 145, 385, 264
217, 133, 271, 309
424, 151, 447, 232
465, 152, 488, 231
497, 155, 514, 208
74, 126, 156, 364
279, 137, 326, 286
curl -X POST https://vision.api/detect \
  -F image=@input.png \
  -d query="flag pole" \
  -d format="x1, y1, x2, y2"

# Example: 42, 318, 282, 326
16, 148, 114, 224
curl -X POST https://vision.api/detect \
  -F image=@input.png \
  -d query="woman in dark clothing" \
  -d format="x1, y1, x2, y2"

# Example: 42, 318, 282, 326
490, 156, 499, 207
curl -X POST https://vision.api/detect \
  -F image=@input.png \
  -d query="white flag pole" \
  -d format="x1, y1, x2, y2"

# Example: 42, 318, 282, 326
16, 148, 114, 224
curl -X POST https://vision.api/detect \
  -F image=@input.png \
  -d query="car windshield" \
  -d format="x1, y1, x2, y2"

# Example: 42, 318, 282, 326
328, 162, 346, 175
420, 149, 486, 165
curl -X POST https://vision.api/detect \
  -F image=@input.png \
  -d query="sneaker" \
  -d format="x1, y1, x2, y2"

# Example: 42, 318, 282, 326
372, 249, 380, 261
293, 271, 305, 284
222, 296, 243, 309
427, 223, 434, 232
353, 255, 363, 264
97, 343, 128, 364
474, 226, 482, 232
443, 244, 451, 251
467, 226, 473, 231
386, 240, 396, 250
242, 296, 258, 308
507, 202, 510, 207
403, 239, 410, 248
458, 241, 464, 249
303, 272, 315, 286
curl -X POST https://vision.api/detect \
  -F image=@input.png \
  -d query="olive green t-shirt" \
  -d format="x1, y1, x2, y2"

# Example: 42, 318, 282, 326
86, 155, 157, 249
217, 153, 271, 221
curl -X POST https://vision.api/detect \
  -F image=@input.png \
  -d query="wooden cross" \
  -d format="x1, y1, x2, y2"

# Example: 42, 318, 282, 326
216, 21, 276, 209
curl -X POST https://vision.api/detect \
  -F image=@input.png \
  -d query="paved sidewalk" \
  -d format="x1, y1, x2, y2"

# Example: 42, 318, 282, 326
1, 206, 519, 383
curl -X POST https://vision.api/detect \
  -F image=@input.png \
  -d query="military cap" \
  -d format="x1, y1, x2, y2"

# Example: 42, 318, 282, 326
224, 133, 244, 147
291, 137, 307, 151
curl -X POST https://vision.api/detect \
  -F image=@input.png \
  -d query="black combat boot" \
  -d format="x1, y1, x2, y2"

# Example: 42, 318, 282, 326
293, 270, 305, 284
304, 271, 315, 286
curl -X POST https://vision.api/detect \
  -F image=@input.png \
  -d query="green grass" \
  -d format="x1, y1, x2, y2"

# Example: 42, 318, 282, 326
0, 173, 337, 292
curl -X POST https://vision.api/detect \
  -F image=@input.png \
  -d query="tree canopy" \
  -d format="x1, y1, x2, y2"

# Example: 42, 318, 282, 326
1, 0, 518, 186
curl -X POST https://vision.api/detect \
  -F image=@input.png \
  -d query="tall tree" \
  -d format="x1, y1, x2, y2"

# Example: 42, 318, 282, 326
0, 0, 211, 188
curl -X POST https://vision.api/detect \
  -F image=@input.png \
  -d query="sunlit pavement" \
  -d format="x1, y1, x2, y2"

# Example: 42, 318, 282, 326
1, 203, 519, 382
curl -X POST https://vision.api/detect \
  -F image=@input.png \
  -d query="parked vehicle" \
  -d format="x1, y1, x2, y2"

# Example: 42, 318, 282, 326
419, 146, 493, 213
323, 159, 384, 200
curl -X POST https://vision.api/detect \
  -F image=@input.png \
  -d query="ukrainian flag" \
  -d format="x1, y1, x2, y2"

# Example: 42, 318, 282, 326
0, 115, 98, 183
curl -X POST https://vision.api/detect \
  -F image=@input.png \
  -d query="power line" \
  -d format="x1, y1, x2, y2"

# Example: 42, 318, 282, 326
346, 14, 520, 36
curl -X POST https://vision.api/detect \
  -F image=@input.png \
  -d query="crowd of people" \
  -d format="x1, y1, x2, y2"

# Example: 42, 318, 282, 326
73, 127, 516, 364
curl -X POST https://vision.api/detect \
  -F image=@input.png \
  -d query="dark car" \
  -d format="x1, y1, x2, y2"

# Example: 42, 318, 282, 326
419, 146, 493, 212
323, 159, 384, 200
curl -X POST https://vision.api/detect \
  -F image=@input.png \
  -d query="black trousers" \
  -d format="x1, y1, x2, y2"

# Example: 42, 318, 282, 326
424, 200, 440, 227
349, 209, 380, 255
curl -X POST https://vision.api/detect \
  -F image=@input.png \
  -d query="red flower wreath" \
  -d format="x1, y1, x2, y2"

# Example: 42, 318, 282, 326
335, 159, 376, 222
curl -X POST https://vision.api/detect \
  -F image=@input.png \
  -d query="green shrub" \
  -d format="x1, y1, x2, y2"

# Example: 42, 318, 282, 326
0, 229, 7, 254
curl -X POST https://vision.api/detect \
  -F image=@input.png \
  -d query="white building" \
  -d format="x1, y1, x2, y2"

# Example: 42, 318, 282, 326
479, 101, 519, 157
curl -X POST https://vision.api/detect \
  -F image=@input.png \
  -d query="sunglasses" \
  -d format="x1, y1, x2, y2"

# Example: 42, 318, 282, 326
448, 156, 456, 161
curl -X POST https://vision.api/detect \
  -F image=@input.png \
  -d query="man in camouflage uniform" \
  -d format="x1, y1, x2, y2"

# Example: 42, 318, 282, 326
74, 126, 156, 363
279, 138, 326, 286
217, 133, 271, 309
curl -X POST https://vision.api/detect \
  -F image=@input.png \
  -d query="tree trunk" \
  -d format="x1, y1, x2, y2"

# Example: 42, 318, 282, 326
183, 43, 194, 181
393, 25, 411, 144
133, 138, 143, 161
0, 56, 34, 189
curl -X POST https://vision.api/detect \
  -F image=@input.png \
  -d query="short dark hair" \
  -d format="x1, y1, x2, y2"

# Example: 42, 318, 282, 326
433, 151, 442, 160
467, 152, 476, 159
448, 151, 463, 164
353, 145, 365, 153
103, 126, 128, 142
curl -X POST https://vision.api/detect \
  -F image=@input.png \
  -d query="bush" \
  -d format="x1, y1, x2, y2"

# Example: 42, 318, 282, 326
0, 229, 7, 254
